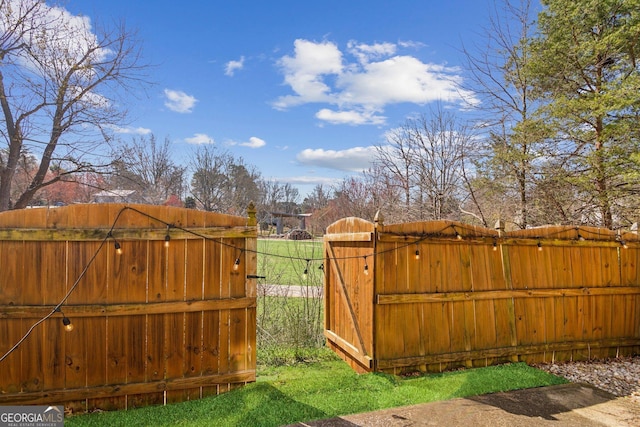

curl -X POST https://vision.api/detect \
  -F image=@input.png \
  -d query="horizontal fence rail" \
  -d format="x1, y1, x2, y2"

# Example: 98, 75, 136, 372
0, 203, 258, 412
324, 214, 640, 374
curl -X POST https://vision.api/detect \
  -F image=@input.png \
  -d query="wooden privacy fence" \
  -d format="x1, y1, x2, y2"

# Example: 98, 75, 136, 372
0, 203, 257, 412
324, 214, 640, 374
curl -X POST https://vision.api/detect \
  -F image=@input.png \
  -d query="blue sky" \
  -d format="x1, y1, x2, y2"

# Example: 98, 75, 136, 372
63, 0, 517, 196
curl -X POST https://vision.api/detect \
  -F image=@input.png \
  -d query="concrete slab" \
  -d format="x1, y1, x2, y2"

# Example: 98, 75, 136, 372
287, 384, 640, 427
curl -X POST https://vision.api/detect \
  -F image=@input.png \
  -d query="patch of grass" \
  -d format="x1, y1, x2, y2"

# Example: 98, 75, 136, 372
65, 350, 567, 427
257, 239, 323, 285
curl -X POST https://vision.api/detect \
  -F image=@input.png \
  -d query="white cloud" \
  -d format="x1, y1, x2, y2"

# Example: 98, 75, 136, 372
296, 146, 378, 172
164, 89, 197, 113
240, 136, 266, 148
347, 41, 397, 64
227, 136, 267, 148
273, 39, 343, 109
225, 56, 245, 76
274, 39, 479, 125
315, 108, 386, 125
273, 175, 341, 186
110, 125, 152, 135
185, 133, 214, 144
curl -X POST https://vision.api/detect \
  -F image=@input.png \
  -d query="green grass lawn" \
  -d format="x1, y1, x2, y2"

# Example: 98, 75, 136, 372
257, 239, 323, 286
65, 349, 567, 427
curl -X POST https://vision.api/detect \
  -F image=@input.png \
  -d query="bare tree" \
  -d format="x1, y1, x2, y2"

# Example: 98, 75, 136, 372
374, 126, 416, 219
0, 0, 147, 210
374, 105, 474, 222
461, 0, 547, 228
110, 134, 186, 204
190, 145, 261, 214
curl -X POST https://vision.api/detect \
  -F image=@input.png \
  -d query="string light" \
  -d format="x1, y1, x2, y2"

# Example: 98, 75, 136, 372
107, 232, 123, 255
55, 308, 74, 332
164, 225, 171, 248
302, 259, 310, 280
4, 204, 630, 365
493, 240, 498, 251
414, 243, 420, 260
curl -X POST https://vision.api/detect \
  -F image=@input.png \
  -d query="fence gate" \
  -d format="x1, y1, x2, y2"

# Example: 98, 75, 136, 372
0, 203, 257, 412
324, 213, 640, 374
323, 217, 375, 372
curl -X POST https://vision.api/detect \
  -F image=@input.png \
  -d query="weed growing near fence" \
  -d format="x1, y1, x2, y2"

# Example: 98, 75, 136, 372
256, 239, 325, 366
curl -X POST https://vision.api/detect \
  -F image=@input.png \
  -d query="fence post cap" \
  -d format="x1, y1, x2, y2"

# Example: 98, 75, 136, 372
247, 202, 257, 226
374, 210, 384, 228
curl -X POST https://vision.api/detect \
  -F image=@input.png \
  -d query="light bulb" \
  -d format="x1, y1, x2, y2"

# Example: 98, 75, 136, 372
302, 268, 308, 280
114, 241, 123, 255
415, 249, 420, 260
62, 317, 74, 332
493, 241, 498, 251
537, 242, 542, 251
233, 258, 240, 271
164, 234, 171, 248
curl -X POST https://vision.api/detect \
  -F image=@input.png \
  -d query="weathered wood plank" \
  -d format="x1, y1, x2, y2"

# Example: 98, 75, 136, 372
376, 286, 640, 304
0, 371, 255, 405
376, 338, 640, 370
0, 227, 255, 241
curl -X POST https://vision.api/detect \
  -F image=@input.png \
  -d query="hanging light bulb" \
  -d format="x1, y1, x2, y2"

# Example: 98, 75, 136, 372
537, 241, 543, 251
621, 239, 628, 249
492, 240, 498, 251
363, 256, 369, 275
108, 232, 123, 255
164, 225, 171, 248
233, 257, 240, 271
56, 308, 74, 332
414, 245, 420, 260
302, 260, 310, 280
62, 316, 74, 332
455, 231, 462, 240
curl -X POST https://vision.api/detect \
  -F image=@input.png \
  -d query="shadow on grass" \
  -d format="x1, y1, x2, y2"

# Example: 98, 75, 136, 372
65, 383, 328, 427
221, 382, 328, 426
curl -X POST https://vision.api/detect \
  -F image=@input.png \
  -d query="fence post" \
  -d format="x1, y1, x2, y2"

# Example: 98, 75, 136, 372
372, 211, 384, 371
245, 202, 257, 299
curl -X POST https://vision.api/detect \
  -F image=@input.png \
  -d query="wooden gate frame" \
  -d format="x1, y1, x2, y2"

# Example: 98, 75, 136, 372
323, 217, 375, 372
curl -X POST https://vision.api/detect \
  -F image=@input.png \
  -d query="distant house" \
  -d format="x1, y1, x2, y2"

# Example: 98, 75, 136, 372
93, 189, 139, 203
